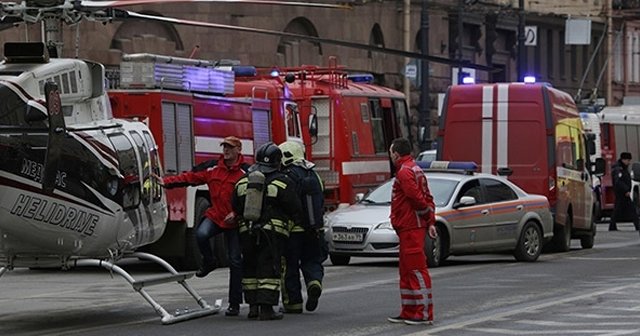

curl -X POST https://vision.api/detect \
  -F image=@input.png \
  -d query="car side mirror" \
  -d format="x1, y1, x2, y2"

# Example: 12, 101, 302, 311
453, 196, 476, 209
592, 158, 605, 176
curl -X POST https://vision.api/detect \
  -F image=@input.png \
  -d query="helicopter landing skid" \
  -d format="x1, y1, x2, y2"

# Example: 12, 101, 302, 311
68, 252, 222, 325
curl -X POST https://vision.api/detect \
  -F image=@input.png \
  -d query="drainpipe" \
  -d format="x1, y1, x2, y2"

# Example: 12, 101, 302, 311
605, 0, 613, 105
404, 0, 410, 114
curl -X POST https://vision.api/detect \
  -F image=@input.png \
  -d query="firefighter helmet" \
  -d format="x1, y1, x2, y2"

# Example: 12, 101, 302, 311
253, 142, 282, 173
278, 141, 305, 166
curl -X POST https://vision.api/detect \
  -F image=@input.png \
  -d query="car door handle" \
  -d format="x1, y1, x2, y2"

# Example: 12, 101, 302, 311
481, 209, 490, 215
516, 205, 523, 211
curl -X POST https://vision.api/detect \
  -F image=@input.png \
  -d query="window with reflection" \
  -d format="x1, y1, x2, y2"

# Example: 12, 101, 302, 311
109, 133, 140, 209
481, 178, 517, 203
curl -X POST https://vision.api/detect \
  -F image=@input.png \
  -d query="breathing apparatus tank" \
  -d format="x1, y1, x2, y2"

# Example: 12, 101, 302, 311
244, 170, 265, 222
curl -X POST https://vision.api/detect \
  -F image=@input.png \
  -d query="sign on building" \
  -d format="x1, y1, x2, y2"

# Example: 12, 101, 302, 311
524, 26, 537, 46
565, 19, 591, 45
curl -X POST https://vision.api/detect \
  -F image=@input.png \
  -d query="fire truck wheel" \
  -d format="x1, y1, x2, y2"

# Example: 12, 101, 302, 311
181, 228, 200, 271
514, 221, 542, 262
180, 197, 211, 271
329, 254, 350, 266
425, 225, 443, 268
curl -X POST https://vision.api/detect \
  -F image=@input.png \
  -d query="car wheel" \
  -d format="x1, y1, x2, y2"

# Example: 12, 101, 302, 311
425, 225, 442, 268
514, 221, 542, 262
552, 215, 572, 252
329, 254, 350, 266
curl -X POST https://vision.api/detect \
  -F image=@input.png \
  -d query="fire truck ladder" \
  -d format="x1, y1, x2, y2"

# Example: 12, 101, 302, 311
67, 252, 221, 324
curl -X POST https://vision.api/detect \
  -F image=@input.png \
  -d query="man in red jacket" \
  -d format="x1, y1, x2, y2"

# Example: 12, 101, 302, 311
160, 136, 248, 317
387, 137, 437, 326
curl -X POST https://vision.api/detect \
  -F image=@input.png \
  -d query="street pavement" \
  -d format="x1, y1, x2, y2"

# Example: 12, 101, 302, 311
0, 222, 639, 336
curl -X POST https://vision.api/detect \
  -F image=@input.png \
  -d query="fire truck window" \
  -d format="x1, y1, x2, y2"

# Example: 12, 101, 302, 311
481, 178, 517, 203
393, 99, 410, 139
130, 131, 151, 205
370, 100, 386, 154
360, 103, 370, 122
285, 104, 301, 138
626, 125, 640, 159
109, 133, 141, 210
143, 130, 163, 202
456, 180, 483, 204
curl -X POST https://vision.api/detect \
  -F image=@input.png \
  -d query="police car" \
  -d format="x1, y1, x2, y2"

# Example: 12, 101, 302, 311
324, 161, 554, 267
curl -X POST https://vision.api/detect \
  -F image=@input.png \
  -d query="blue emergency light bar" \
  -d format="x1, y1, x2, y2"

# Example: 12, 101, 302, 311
524, 75, 536, 83
416, 160, 478, 173
232, 65, 257, 77
348, 73, 374, 83
462, 76, 475, 84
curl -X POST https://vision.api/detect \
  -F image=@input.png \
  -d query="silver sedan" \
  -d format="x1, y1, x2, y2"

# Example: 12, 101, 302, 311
325, 168, 554, 267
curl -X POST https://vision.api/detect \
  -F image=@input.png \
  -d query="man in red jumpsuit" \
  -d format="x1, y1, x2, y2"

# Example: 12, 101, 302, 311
387, 137, 437, 326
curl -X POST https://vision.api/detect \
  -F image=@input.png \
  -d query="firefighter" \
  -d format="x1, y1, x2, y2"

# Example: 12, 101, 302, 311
610, 152, 640, 231
278, 141, 328, 314
156, 136, 247, 317
232, 142, 302, 320
387, 137, 437, 326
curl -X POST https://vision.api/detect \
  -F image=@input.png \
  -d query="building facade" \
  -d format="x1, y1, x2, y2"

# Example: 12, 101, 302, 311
0, 0, 632, 143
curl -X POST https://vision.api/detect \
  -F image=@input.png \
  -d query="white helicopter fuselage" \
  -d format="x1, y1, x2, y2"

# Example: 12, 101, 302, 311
0, 50, 168, 267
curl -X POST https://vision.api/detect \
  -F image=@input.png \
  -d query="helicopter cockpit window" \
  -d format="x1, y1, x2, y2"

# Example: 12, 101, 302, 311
130, 131, 151, 206
108, 133, 141, 210
143, 130, 163, 202
0, 83, 41, 127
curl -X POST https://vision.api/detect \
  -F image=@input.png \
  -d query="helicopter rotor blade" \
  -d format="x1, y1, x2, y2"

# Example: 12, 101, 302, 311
80, 0, 352, 10
118, 9, 493, 71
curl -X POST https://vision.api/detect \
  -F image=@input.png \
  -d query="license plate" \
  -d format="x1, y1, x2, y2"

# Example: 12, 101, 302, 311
332, 232, 364, 242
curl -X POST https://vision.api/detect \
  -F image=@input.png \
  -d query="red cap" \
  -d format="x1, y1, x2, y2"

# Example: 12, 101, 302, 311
220, 136, 242, 149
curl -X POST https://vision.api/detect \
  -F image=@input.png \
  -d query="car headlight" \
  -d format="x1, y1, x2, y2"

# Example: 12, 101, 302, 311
375, 221, 393, 230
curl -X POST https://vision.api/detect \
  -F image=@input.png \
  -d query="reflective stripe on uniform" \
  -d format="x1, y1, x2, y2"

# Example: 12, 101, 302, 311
307, 280, 322, 291
258, 278, 281, 291
242, 278, 258, 290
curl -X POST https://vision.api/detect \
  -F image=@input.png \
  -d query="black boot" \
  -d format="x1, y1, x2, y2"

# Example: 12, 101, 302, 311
258, 305, 283, 321
247, 305, 259, 319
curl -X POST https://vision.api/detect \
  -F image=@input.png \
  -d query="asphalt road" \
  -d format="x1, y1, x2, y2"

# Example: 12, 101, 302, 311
1, 222, 639, 336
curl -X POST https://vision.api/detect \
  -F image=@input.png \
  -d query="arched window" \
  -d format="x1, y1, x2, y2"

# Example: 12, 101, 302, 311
277, 17, 321, 67
368, 23, 385, 59
110, 11, 184, 55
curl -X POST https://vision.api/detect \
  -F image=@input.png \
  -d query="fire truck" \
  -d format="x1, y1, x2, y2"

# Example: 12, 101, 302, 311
437, 82, 604, 251
595, 105, 640, 220
233, 58, 412, 209
108, 54, 303, 268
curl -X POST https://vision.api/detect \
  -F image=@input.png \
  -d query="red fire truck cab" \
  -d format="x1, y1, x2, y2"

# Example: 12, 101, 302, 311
437, 82, 604, 251
233, 59, 412, 209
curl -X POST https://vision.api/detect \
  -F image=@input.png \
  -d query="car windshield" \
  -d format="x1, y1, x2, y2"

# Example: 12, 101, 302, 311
361, 176, 458, 207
